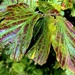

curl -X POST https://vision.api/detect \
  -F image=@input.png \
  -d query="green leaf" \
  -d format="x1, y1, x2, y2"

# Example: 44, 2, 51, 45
0, 0, 18, 12
23, 0, 37, 10
48, 0, 73, 11
26, 16, 55, 65
12, 62, 25, 73
52, 0, 63, 4
0, 0, 37, 12
65, 69, 75, 75
71, 8, 75, 17
61, 0, 73, 10
51, 16, 75, 74
48, 1, 61, 12
37, 1, 54, 13
0, 3, 40, 61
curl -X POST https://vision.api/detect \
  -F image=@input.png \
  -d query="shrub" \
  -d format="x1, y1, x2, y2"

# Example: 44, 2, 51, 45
0, 0, 75, 75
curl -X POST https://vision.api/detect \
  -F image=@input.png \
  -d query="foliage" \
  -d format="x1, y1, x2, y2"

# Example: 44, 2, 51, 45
0, 46, 66, 75
0, 0, 75, 75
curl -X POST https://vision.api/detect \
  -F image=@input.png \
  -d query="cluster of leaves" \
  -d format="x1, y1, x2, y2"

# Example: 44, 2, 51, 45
0, 0, 75, 75
0, 45, 66, 75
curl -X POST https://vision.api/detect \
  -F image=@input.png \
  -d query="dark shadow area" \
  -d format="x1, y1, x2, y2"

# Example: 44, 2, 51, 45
0, 0, 3, 4
34, 45, 56, 74
64, 9, 75, 26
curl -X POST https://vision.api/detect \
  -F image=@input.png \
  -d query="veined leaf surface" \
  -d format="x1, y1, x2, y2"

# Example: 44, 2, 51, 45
0, 0, 37, 12
0, 0, 18, 12
23, 0, 37, 10
0, 3, 40, 61
26, 16, 55, 65
51, 16, 75, 74
61, 0, 73, 10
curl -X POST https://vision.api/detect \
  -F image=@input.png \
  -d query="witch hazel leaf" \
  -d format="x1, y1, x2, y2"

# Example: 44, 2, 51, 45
37, 1, 55, 13
48, 0, 72, 11
61, 0, 73, 10
52, 0, 63, 4
26, 17, 54, 65
65, 69, 75, 75
71, 8, 75, 17
48, 1, 61, 12
0, 0, 36, 12
51, 16, 75, 74
23, 0, 37, 10
0, 0, 18, 12
0, 3, 40, 61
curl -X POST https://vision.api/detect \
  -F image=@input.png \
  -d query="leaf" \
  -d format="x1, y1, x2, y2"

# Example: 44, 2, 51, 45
26, 16, 55, 65
51, 16, 75, 74
12, 62, 25, 73
52, 0, 63, 4
71, 8, 75, 17
23, 0, 37, 10
45, 0, 73, 11
0, 0, 37, 12
61, 0, 73, 10
48, 1, 61, 12
0, 3, 40, 61
65, 69, 75, 75
37, 1, 54, 13
0, 0, 18, 12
